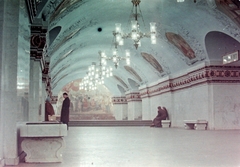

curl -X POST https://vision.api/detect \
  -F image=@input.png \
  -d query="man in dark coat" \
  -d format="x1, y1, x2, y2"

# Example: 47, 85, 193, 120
45, 97, 55, 121
150, 106, 168, 127
60, 93, 70, 129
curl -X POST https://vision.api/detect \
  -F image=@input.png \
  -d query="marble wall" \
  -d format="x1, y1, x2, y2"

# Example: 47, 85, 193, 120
138, 64, 240, 130
212, 84, 240, 129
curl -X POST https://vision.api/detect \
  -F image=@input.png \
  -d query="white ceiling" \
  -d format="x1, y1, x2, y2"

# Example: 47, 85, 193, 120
35, 0, 240, 96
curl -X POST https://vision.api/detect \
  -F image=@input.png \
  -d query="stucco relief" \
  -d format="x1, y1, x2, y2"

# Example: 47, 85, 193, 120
201, 0, 240, 41
216, 0, 240, 29
113, 75, 128, 88
141, 52, 164, 73
124, 66, 142, 82
48, 18, 97, 55
57, 79, 114, 120
50, 0, 81, 22
43, 0, 86, 27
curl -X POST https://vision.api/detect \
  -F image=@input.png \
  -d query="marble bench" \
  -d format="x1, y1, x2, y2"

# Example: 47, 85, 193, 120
20, 122, 67, 163
184, 120, 208, 130
161, 120, 171, 128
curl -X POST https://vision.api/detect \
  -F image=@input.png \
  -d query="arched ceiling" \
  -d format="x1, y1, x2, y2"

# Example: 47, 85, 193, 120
33, 0, 240, 96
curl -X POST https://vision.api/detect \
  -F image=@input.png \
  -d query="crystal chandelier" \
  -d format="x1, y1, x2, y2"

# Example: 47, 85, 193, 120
113, 0, 157, 49
79, 62, 113, 91
99, 49, 130, 69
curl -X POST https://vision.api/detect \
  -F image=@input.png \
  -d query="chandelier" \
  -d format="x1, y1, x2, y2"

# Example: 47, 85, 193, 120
113, 0, 157, 49
99, 49, 130, 69
79, 62, 113, 91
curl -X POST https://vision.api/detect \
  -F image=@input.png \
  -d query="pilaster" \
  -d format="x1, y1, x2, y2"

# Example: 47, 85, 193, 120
125, 92, 142, 120
112, 96, 128, 120
28, 59, 42, 121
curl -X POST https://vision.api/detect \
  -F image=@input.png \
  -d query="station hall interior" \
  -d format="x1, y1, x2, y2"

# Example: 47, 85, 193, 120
1, 0, 240, 166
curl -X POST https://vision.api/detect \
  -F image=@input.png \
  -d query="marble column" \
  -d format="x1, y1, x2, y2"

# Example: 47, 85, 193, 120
125, 92, 142, 120
0, 0, 20, 165
28, 59, 42, 122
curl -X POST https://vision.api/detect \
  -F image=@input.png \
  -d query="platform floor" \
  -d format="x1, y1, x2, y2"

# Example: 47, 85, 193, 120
15, 127, 240, 167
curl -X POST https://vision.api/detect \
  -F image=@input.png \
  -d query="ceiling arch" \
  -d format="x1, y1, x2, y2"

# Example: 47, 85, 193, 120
31, 0, 240, 95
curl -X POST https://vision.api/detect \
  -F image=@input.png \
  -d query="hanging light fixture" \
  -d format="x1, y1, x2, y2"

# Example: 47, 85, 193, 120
79, 62, 113, 91
113, 0, 157, 49
99, 49, 130, 69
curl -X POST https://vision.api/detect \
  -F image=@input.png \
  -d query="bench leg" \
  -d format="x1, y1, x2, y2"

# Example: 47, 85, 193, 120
184, 123, 194, 129
194, 124, 207, 130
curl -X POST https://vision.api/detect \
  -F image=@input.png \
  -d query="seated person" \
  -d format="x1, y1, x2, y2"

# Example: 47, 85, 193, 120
150, 106, 168, 127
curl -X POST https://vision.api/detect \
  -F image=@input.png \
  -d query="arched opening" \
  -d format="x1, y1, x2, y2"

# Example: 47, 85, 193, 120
49, 26, 61, 46
205, 31, 240, 62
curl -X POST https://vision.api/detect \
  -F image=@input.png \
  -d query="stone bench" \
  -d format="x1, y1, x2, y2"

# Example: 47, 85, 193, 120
184, 120, 208, 130
20, 122, 67, 163
161, 120, 171, 128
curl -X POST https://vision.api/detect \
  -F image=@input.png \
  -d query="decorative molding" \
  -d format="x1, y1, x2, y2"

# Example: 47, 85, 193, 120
113, 75, 128, 88
203, 0, 240, 40
125, 92, 142, 102
25, 0, 38, 23
51, 96, 58, 104
140, 65, 240, 98
112, 97, 127, 104
48, 0, 86, 27
30, 26, 47, 60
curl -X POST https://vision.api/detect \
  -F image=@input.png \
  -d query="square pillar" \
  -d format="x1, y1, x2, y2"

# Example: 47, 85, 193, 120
125, 92, 142, 120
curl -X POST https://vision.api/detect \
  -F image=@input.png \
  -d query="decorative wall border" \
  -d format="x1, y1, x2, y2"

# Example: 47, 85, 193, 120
125, 92, 142, 102
112, 97, 127, 104
140, 65, 240, 98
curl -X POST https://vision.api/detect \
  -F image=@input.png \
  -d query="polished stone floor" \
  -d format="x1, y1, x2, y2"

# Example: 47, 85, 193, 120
15, 127, 240, 167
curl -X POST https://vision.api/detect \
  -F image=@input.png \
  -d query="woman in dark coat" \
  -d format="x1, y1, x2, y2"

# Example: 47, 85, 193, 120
150, 106, 168, 127
60, 93, 70, 128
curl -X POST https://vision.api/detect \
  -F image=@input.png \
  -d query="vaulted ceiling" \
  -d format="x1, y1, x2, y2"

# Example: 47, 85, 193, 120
29, 0, 240, 96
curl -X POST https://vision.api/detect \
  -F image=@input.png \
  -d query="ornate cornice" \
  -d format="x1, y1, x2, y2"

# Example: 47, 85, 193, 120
25, 0, 38, 23
140, 65, 240, 98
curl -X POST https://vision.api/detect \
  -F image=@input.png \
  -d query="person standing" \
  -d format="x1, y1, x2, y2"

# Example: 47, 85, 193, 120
45, 97, 55, 121
60, 93, 70, 129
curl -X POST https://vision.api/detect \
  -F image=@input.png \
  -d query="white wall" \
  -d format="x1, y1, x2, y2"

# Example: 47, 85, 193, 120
212, 83, 240, 129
